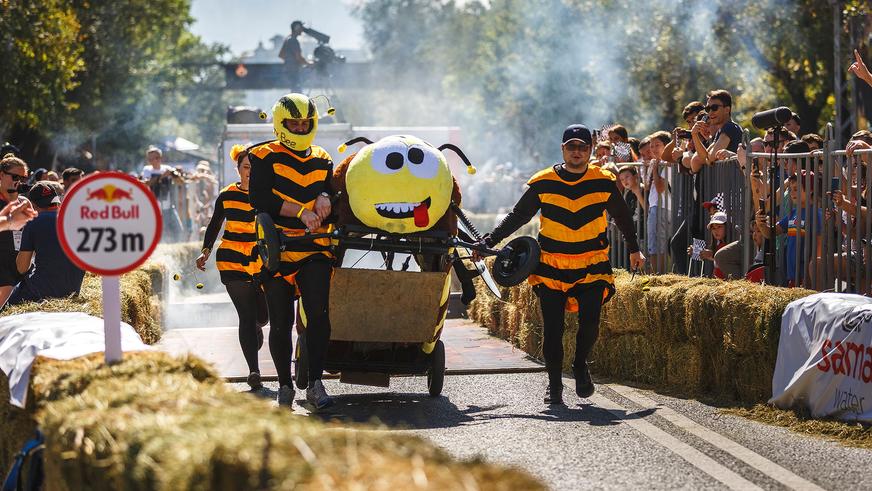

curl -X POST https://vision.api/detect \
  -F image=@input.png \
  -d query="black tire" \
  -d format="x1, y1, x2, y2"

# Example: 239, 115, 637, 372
255, 213, 281, 273
492, 236, 540, 287
427, 340, 446, 397
294, 331, 309, 390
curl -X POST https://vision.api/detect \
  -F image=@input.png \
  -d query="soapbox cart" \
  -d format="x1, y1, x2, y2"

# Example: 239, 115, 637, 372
255, 208, 539, 396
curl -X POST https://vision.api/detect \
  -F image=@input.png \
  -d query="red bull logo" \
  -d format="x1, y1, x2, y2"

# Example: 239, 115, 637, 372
86, 184, 134, 203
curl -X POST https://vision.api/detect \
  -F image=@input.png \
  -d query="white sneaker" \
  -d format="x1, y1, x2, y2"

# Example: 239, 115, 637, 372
305, 380, 334, 409
277, 384, 295, 408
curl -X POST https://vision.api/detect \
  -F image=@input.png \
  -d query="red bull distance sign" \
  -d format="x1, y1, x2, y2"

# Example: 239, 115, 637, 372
58, 172, 162, 275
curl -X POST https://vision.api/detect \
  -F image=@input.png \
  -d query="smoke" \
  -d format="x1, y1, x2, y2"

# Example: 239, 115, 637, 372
347, 0, 797, 213
148, 244, 227, 330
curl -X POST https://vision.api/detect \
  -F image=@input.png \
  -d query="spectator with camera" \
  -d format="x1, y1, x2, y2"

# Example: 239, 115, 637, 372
6, 181, 86, 306
756, 171, 822, 288
142, 146, 185, 242
691, 90, 743, 167
0, 154, 31, 307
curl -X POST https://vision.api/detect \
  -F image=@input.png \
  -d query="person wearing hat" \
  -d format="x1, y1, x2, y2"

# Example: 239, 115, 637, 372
5, 181, 85, 307
248, 92, 335, 410
483, 124, 645, 405
687, 211, 729, 279
196, 145, 268, 390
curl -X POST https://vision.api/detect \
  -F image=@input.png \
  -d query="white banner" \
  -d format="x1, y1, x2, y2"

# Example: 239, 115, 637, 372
0, 312, 148, 408
771, 293, 872, 422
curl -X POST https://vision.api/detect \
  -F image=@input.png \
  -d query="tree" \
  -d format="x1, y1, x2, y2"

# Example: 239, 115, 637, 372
0, 0, 83, 141
1, 0, 235, 168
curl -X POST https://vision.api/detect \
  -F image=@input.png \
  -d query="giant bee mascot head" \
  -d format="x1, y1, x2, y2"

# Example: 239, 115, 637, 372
333, 135, 476, 235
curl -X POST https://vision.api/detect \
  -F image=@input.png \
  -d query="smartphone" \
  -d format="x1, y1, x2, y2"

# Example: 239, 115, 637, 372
831, 177, 840, 192
675, 129, 692, 139
758, 198, 765, 212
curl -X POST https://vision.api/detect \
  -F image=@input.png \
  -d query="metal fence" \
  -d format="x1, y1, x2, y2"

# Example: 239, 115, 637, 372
607, 124, 871, 295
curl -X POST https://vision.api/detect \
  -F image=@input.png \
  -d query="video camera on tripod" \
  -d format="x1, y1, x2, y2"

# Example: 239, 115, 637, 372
297, 22, 346, 75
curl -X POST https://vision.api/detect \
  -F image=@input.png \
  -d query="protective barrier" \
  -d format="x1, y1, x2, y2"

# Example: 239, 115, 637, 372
605, 124, 871, 295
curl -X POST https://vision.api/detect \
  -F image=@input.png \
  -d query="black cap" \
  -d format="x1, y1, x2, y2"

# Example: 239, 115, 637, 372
562, 124, 592, 145
1, 142, 21, 158
28, 181, 61, 208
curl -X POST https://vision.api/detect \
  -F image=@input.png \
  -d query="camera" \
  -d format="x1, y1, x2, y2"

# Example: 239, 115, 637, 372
675, 129, 692, 139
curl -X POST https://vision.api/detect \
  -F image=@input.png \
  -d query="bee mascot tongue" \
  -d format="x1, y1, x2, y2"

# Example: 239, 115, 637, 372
333, 135, 463, 234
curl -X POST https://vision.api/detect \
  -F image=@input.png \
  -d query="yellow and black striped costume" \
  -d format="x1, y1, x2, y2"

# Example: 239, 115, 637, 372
202, 183, 262, 283
248, 141, 334, 282
488, 164, 640, 312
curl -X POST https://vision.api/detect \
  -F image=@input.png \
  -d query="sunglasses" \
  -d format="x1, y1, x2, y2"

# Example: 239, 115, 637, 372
564, 142, 591, 152
2, 170, 26, 182
705, 104, 724, 112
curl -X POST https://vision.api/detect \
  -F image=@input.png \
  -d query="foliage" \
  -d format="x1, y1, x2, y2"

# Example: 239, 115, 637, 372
356, 0, 846, 167
1, 0, 235, 168
0, 0, 84, 136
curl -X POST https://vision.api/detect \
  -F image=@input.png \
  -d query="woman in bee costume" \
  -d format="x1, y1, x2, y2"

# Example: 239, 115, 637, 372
248, 93, 335, 410
196, 145, 267, 390
484, 125, 645, 405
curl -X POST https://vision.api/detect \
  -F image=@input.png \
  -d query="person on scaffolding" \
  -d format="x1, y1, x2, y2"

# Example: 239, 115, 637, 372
482, 125, 645, 405
196, 144, 268, 391
248, 93, 335, 410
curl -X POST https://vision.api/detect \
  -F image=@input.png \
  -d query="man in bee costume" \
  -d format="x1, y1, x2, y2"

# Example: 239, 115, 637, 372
248, 93, 335, 409
484, 125, 645, 405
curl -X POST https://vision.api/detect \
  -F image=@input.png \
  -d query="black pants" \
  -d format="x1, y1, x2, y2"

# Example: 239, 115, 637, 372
262, 259, 332, 387
535, 284, 606, 388
225, 281, 268, 374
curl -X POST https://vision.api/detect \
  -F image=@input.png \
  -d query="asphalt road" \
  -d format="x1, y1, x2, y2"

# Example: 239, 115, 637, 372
230, 373, 871, 490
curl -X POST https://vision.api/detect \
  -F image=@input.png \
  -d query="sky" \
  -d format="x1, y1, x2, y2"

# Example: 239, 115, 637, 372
189, 0, 365, 56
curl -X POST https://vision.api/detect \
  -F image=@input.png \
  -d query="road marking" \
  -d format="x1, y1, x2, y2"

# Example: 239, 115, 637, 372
570, 380, 762, 490
608, 384, 825, 491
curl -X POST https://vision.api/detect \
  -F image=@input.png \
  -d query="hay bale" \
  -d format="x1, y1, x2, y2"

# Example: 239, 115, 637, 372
726, 404, 872, 449
590, 333, 660, 384
3, 270, 161, 345
21, 351, 543, 490
468, 265, 816, 405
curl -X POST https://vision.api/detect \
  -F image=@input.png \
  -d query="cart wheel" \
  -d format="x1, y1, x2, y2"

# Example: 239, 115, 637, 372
427, 340, 446, 397
492, 236, 540, 287
256, 213, 281, 273
294, 331, 309, 390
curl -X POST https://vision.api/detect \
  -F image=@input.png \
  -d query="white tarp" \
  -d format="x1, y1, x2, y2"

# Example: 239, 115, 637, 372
770, 293, 872, 422
0, 312, 148, 408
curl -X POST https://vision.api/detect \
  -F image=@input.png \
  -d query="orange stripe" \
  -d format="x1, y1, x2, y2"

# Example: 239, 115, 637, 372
225, 221, 255, 235
539, 215, 609, 239
540, 192, 611, 213
273, 164, 328, 187
271, 188, 316, 208
218, 240, 254, 254
540, 250, 610, 269
223, 200, 253, 212
527, 273, 614, 291
216, 261, 250, 273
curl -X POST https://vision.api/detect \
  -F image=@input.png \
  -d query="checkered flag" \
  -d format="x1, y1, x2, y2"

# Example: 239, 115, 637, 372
711, 193, 725, 212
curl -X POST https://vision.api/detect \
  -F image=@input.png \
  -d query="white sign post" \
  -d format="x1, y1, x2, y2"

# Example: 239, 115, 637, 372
57, 172, 162, 363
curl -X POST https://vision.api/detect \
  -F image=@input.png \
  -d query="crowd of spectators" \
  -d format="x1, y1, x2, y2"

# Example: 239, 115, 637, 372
0, 141, 220, 309
597, 54, 872, 294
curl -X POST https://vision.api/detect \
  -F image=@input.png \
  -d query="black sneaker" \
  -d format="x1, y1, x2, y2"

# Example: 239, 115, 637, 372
544, 384, 563, 405
246, 371, 263, 390
574, 363, 595, 399
277, 384, 295, 408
